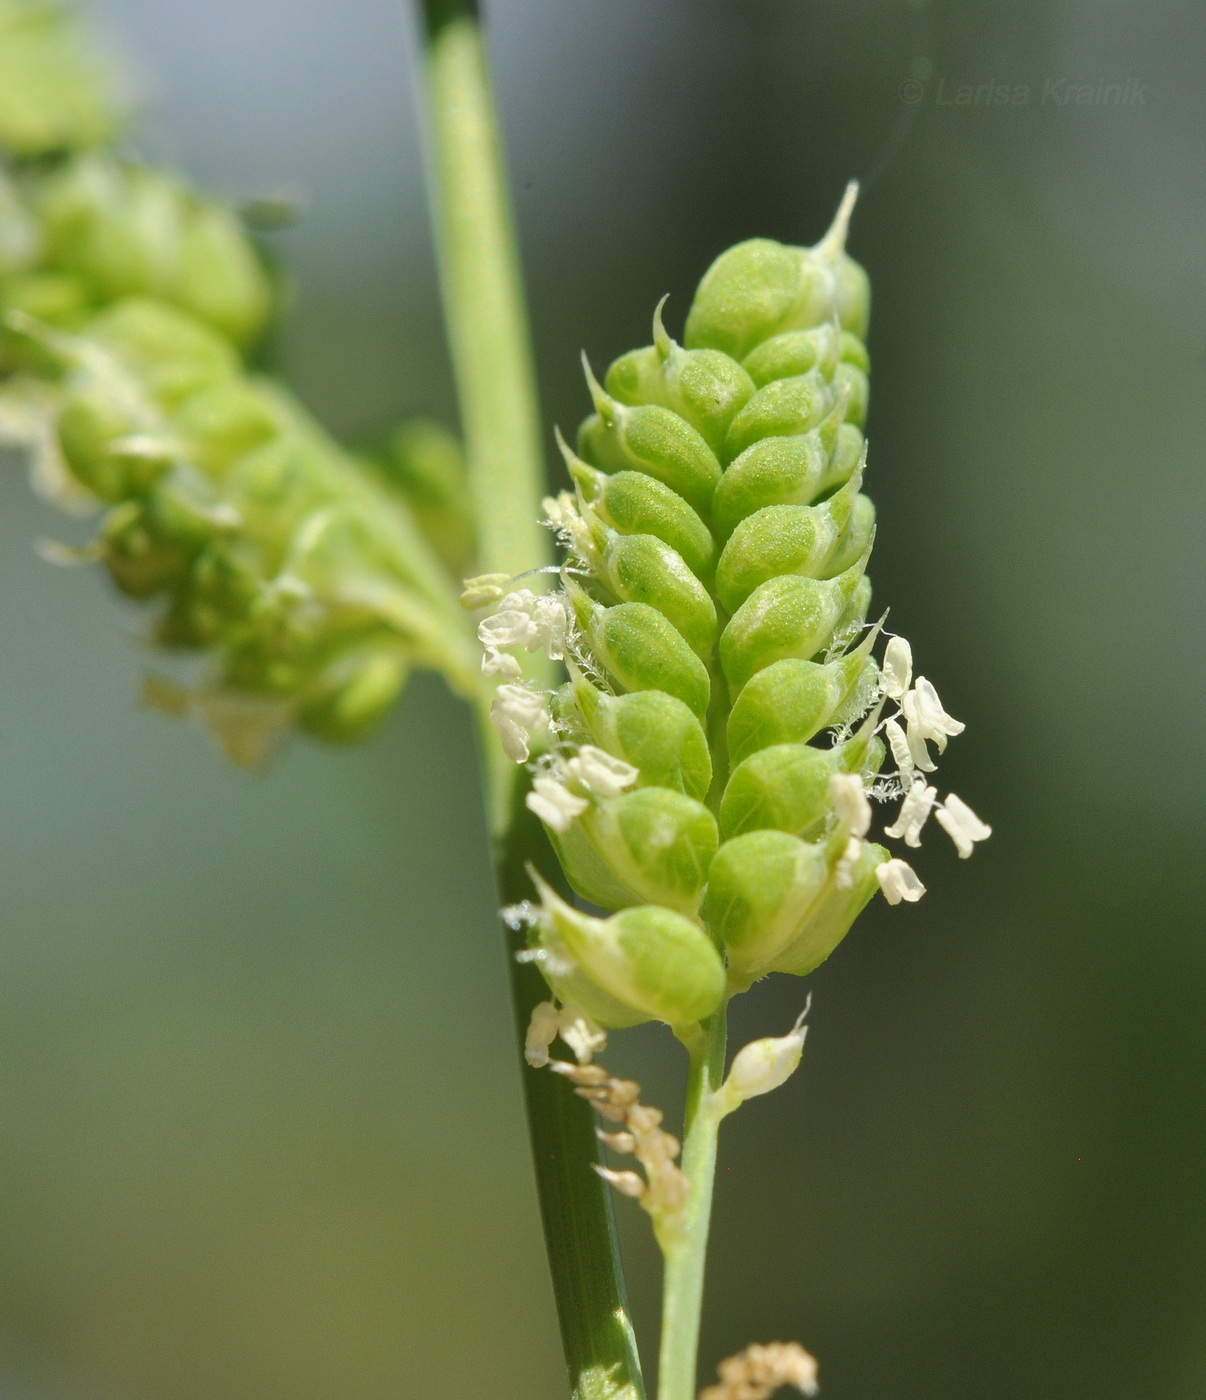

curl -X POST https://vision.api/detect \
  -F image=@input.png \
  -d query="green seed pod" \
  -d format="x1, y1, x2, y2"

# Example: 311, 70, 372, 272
36, 156, 272, 347
683, 240, 836, 362
683, 186, 869, 356
740, 324, 842, 389
576, 362, 722, 520
604, 298, 755, 455
562, 786, 718, 917
725, 633, 879, 767
592, 526, 717, 658
832, 572, 873, 648
768, 839, 884, 978
173, 200, 273, 349
722, 371, 834, 464
156, 544, 261, 649
572, 584, 712, 719
714, 461, 864, 613
702, 829, 831, 979
0, 0, 120, 156
533, 876, 725, 1029
702, 829, 886, 986
297, 645, 410, 743
824, 492, 876, 577
171, 377, 284, 478
55, 377, 164, 501
99, 499, 192, 598
813, 420, 866, 501
1, 43, 479, 758
719, 552, 870, 694
570, 673, 711, 799
720, 741, 849, 841
567, 453, 715, 583
83, 296, 240, 406
711, 396, 851, 541
834, 362, 869, 427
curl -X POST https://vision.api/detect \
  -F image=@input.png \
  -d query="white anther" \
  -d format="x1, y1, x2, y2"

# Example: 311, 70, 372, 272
489, 684, 549, 763
884, 717, 915, 779
564, 744, 639, 799
876, 857, 926, 905
901, 676, 965, 767
481, 647, 523, 678
479, 607, 540, 650
460, 573, 511, 609
829, 772, 871, 838
934, 792, 992, 859
524, 1000, 560, 1068
525, 776, 588, 833
880, 636, 913, 699
883, 779, 937, 847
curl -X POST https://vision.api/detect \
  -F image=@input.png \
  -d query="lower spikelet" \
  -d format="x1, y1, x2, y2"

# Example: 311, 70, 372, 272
698, 1342, 819, 1400
548, 1058, 690, 1247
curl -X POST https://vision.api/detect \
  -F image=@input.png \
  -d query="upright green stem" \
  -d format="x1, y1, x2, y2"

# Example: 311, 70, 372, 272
659, 1007, 729, 1400
413, 4, 644, 1396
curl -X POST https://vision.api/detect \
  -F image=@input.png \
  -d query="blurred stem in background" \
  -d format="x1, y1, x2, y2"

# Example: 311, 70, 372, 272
413, 1, 645, 1395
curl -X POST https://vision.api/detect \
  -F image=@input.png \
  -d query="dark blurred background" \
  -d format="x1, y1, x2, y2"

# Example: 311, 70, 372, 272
0, 1, 1203, 1396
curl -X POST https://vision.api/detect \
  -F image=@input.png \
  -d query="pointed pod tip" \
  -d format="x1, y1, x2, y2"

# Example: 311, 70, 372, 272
579, 351, 613, 419
815, 179, 860, 261
651, 294, 674, 360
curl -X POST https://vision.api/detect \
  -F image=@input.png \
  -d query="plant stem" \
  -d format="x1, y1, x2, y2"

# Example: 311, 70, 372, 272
414, 4, 645, 1396
658, 1007, 729, 1400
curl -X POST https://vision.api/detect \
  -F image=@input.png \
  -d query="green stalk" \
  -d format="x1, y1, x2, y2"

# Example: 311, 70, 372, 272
659, 1009, 729, 1400
413, 3, 645, 1395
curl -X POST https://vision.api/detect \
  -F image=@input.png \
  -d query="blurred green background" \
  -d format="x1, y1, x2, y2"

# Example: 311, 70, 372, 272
1, 1, 1203, 1396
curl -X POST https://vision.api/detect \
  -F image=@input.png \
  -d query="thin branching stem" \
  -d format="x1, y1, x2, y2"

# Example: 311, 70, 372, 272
659, 1007, 729, 1400
413, 3, 645, 1395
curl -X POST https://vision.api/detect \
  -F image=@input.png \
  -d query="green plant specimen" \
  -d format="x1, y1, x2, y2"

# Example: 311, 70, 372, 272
471, 183, 989, 1400
0, 4, 991, 1399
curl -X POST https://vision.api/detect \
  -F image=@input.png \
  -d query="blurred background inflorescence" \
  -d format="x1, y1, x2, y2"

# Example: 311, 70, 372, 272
0, 0, 480, 766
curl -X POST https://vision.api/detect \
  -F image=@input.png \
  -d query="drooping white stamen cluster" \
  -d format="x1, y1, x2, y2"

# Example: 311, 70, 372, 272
867, 635, 991, 901
934, 792, 993, 858
477, 587, 569, 677
563, 745, 639, 798
489, 683, 550, 762
876, 858, 926, 905
526, 774, 588, 831
883, 779, 937, 846
523, 743, 639, 832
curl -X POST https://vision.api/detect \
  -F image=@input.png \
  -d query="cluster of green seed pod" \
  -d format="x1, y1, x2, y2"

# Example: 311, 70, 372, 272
0, 0, 480, 761
486, 187, 988, 1037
